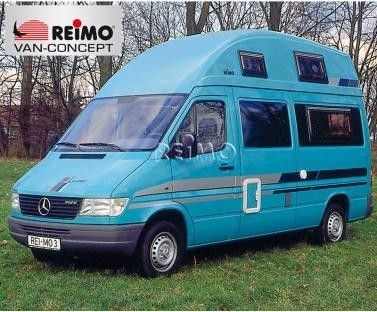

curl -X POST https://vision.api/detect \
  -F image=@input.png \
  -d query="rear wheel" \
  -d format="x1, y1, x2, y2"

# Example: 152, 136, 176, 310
314, 202, 346, 244
136, 221, 184, 277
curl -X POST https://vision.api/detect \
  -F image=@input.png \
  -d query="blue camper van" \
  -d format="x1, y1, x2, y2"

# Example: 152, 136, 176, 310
8, 30, 373, 277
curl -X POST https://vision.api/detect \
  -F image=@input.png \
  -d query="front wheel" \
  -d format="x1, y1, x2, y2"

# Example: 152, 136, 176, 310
136, 221, 184, 277
314, 203, 346, 244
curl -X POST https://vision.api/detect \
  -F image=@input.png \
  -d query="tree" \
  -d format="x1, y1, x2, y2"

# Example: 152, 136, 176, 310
0, 2, 4, 34
186, 1, 210, 35
260, 1, 283, 31
0, 119, 6, 156
210, 2, 263, 31
97, 1, 113, 88
19, 56, 33, 157
98, 56, 112, 88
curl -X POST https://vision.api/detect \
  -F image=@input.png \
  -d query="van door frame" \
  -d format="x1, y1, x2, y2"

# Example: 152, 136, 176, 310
232, 86, 298, 238
168, 88, 242, 245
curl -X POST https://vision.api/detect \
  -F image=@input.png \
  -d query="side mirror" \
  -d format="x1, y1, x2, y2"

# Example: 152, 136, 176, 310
171, 133, 197, 159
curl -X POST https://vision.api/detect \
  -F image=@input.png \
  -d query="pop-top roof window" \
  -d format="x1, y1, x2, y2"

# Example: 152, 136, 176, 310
239, 51, 267, 78
295, 52, 328, 84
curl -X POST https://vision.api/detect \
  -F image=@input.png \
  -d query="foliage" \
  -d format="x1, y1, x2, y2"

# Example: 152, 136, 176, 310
0, 2, 376, 158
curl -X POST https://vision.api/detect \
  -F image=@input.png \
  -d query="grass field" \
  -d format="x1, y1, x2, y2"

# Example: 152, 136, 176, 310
0, 158, 376, 310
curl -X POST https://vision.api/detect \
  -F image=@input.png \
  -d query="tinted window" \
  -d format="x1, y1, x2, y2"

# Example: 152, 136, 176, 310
295, 52, 328, 84
295, 104, 363, 146
240, 101, 291, 148
239, 51, 267, 78
174, 101, 225, 156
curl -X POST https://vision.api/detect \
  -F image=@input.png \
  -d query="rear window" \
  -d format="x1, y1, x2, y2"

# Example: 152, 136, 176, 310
295, 105, 363, 146
295, 52, 328, 84
239, 100, 291, 148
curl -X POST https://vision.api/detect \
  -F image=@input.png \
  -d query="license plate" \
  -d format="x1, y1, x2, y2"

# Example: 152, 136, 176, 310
27, 235, 61, 251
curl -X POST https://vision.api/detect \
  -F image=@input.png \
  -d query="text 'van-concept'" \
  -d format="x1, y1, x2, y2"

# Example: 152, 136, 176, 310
9, 30, 373, 277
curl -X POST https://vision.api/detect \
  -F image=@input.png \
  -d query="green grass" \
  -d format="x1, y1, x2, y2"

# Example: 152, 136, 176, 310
0, 158, 376, 310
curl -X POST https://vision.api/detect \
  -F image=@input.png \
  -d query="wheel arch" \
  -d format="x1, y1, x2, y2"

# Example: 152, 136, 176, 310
142, 206, 194, 248
325, 193, 350, 221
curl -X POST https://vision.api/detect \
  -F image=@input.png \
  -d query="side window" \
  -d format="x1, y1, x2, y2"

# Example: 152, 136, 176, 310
239, 101, 291, 148
295, 104, 363, 146
196, 102, 225, 153
295, 52, 328, 84
239, 51, 267, 78
173, 101, 226, 157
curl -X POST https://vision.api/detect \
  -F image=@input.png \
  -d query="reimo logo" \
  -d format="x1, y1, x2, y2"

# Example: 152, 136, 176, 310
13, 20, 49, 41
5, 5, 122, 56
52, 18, 114, 41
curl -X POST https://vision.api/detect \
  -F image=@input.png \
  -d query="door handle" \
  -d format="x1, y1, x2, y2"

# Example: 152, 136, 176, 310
219, 163, 234, 171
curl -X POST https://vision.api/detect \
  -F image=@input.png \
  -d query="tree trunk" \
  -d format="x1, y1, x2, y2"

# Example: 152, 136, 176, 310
347, 2, 357, 60
0, 2, 5, 35
186, 1, 210, 36
98, 56, 113, 88
353, 2, 365, 74
47, 56, 72, 125
19, 56, 33, 158
268, 2, 283, 31
97, 1, 113, 88
0, 119, 7, 156
260, 1, 283, 32
67, 56, 79, 119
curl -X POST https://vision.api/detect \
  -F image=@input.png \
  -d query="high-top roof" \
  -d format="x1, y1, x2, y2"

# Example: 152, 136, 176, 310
96, 30, 360, 98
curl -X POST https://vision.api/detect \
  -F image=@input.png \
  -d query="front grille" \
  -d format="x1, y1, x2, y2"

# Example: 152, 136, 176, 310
19, 194, 82, 219
20, 224, 70, 237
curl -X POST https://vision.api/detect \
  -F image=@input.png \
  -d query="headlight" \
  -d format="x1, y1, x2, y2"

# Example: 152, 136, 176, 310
79, 198, 128, 216
12, 193, 20, 210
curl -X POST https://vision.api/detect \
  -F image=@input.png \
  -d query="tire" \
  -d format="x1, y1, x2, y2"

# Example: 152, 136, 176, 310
31, 249, 72, 263
314, 202, 346, 244
136, 221, 184, 277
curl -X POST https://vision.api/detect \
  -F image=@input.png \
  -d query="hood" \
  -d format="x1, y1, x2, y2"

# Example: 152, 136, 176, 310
13, 151, 150, 198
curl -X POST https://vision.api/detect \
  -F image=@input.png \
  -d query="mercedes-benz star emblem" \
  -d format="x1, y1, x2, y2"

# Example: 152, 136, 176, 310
38, 197, 51, 216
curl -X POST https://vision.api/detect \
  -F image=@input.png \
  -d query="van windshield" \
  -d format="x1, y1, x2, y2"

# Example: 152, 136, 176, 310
57, 94, 186, 152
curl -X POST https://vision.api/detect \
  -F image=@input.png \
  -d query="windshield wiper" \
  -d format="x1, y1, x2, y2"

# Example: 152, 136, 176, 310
79, 142, 124, 151
56, 142, 82, 150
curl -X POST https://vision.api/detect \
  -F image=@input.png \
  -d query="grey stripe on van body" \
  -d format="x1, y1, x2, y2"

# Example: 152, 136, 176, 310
175, 193, 242, 204
129, 199, 175, 209
130, 181, 367, 209
134, 174, 281, 197
135, 176, 239, 197
134, 183, 172, 197
174, 176, 238, 192
133, 167, 367, 197
129, 193, 243, 209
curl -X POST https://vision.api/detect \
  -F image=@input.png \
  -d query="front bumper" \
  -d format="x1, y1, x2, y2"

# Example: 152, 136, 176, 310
8, 216, 145, 256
